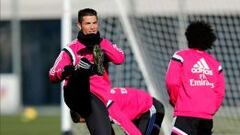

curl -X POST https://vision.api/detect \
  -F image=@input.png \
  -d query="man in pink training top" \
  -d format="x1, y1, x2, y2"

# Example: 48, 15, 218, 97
107, 87, 165, 135
49, 8, 124, 135
165, 21, 225, 135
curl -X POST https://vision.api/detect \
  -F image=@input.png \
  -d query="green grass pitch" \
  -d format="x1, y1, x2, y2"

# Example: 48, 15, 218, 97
0, 115, 125, 135
1, 114, 239, 135
0, 115, 60, 135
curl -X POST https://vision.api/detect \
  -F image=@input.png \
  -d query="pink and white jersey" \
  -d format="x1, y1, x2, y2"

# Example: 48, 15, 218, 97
49, 38, 125, 104
165, 48, 225, 119
108, 87, 153, 135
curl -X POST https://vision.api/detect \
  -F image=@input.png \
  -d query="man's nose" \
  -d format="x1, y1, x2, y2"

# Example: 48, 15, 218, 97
90, 24, 95, 29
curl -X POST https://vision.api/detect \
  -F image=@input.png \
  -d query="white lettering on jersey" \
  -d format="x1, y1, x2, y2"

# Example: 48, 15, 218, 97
190, 58, 215, 88
110, 87, 128, 94
120, 87, 128, 94
190, 79, 214, 88
110, 88, 116, 94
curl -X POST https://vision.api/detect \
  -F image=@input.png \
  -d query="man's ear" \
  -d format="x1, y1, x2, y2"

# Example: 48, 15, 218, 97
77, 23, 81, 30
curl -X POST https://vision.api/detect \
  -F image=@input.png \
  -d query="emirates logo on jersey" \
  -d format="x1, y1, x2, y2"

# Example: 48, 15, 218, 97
190, 58, 214, 88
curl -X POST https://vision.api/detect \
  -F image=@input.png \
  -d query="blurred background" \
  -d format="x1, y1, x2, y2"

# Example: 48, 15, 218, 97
1, 0, 240, 135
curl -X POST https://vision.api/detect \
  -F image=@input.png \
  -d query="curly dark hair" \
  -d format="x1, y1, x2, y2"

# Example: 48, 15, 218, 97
185, 21, 217, 50
78, 8, 98, 23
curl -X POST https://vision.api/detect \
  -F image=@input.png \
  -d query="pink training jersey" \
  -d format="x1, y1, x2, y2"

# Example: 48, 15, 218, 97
165, 48, 225, 119
49, 38, 125, 104
108, 87, 153, 135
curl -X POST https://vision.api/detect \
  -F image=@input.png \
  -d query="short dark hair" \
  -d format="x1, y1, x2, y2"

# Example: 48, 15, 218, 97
78, 8, 98, 23
185, 21, 216, 50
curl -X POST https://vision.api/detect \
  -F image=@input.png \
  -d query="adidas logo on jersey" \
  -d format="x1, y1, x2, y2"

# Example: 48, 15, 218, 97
191, 58, 213, 75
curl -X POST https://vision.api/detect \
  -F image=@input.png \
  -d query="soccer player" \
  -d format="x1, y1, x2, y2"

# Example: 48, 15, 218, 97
49, 8, 124, 135
165, 21, 225, 135
107, 87, 165, 135
49, 8, 165, 135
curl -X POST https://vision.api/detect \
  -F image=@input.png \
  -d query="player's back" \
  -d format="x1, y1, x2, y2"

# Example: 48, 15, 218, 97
173, 48, 223, 119
110, 87, 153, 120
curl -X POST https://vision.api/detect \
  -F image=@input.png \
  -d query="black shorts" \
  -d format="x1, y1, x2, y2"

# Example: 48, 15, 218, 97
171, 116, 213, 135
134, 98, 165, 135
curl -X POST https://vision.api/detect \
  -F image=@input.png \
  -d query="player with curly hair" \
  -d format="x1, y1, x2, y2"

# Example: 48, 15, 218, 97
165, 21, 225, 135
